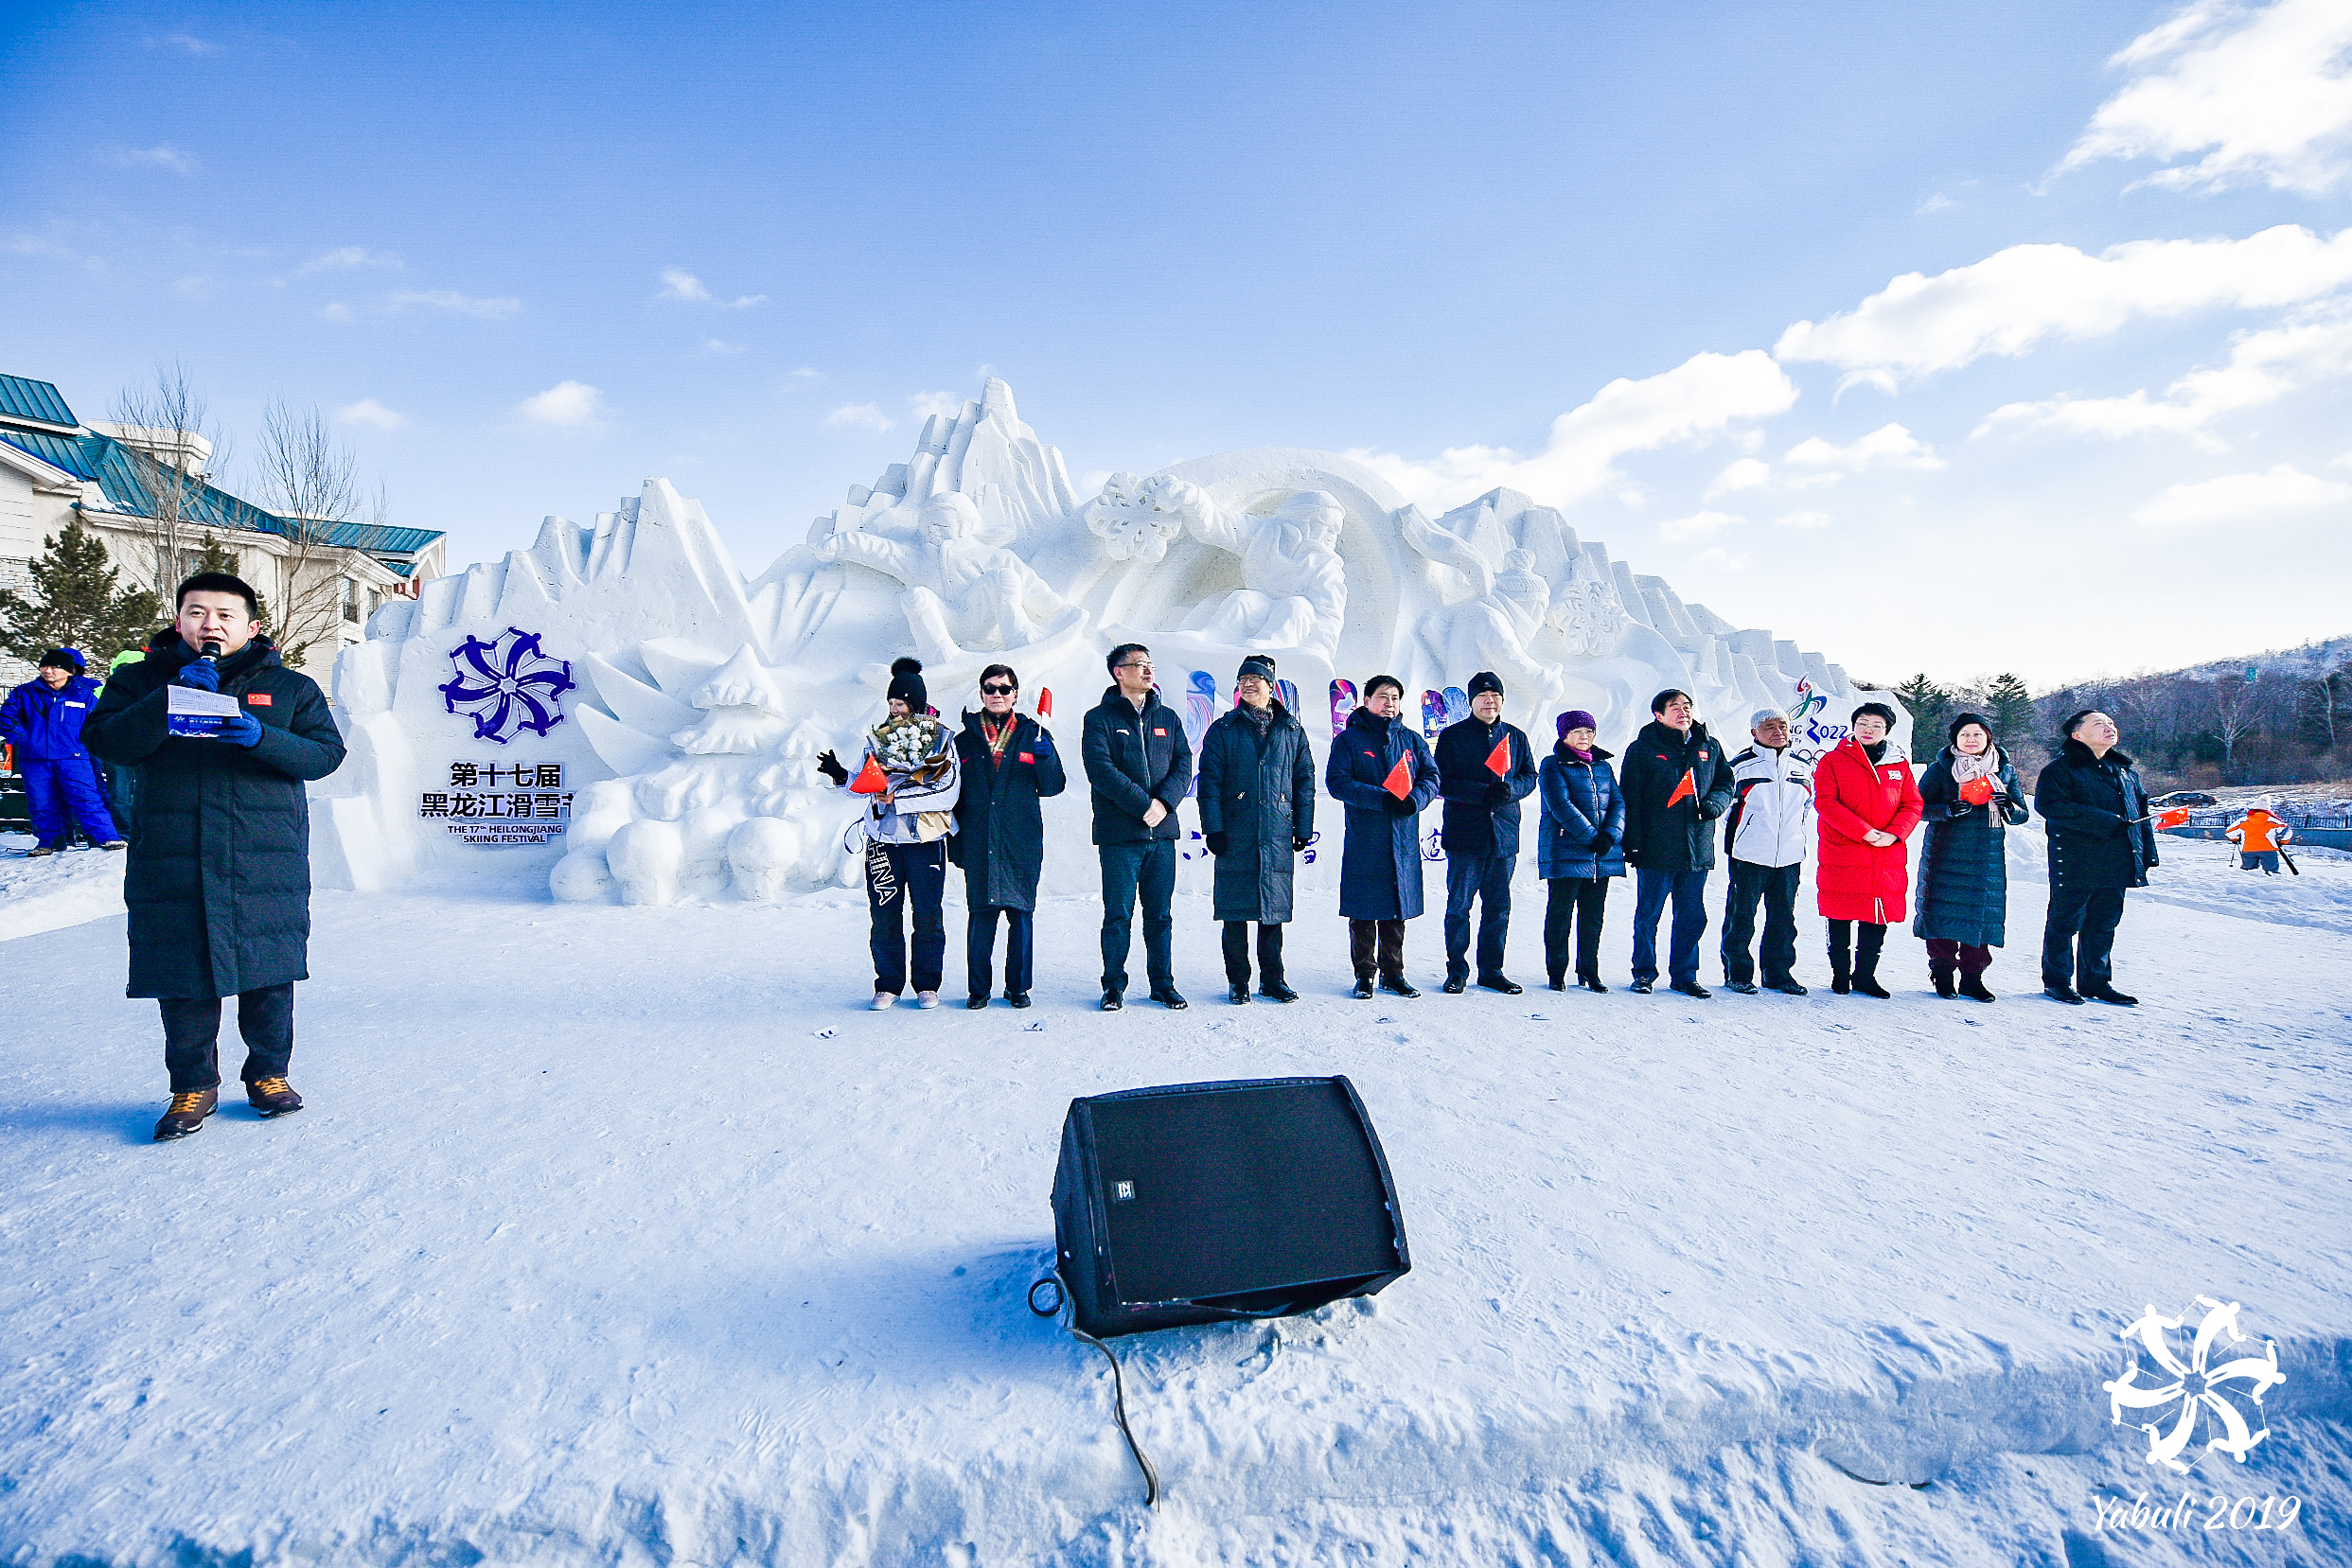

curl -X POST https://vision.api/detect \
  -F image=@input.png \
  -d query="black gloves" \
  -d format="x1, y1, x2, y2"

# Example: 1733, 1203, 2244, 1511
815, 749, 848, 786
1204, 831, 1230, 855
1292, 834, 1310, 853
1387, 793, 1419, 816
1485, 780, 1512, 804
1587, 831, 1614, 857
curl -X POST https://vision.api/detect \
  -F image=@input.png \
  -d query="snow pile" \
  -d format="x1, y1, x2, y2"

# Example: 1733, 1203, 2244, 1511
0, 834, 125, 941
3, 860, 2346, 1565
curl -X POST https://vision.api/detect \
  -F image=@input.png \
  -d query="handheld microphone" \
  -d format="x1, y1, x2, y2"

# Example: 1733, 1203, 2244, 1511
200, 641, 223, 662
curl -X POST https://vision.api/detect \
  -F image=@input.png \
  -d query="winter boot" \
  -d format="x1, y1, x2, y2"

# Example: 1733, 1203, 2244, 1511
1352, 977, 1376, 999
1958, 975, 1995, 1003
246, 1077, 303, 1118
1578, 974, 1609, 994
1828, 932, 1853, 995
1379, 975, 1421, 998
153, 1087, 217, 1141
1930, 960, 1957, 1000
1850, 926, 1890, 998
1259, 977, 1299, 1003
1229, 981, 1251, 1005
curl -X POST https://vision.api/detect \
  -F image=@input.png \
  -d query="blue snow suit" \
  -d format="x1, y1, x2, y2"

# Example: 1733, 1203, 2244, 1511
0, 674, 120, 846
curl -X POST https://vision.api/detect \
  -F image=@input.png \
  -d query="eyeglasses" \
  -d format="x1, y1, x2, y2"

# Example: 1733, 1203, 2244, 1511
981, 682, 1016, 696
1118, 661, 1153, 673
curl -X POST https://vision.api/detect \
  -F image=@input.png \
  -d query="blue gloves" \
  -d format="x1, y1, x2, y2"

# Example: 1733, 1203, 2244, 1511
173, 659, 221, 692
206, 712, 264, 747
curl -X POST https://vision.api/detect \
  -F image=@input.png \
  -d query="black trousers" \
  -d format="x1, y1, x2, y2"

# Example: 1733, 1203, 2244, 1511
1542, 877, 1609, 982
162, 983, 294, 1094
966, 905, 1034, 998
1722, 860, 1800, 985
2043, 887, 2126, 989
867, 839, 947, 995
1349, 919, 1406, 981
1222, 921, 1287, 985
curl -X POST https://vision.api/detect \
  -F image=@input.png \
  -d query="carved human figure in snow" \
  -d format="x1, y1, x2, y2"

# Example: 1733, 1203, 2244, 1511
1148, 479, 1348, 661
815, 491, 1067, 661
1417, 551, 1564, 707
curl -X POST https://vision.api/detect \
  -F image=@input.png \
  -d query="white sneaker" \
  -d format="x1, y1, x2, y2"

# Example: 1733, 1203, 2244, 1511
915, 991, 940, 1010
870, 993, 895, 1011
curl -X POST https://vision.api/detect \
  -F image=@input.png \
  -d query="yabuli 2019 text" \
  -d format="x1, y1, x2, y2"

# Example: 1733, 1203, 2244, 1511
2092, 1491, 2301, 1534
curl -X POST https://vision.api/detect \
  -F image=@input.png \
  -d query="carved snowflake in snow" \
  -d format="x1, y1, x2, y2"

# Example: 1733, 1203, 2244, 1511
2103, 1295, 2285, 1472
1082, 471, 1187, 564
439, 627, 575, 745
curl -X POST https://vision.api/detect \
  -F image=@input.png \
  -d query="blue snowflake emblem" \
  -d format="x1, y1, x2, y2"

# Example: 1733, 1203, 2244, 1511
439, 627, 575, 744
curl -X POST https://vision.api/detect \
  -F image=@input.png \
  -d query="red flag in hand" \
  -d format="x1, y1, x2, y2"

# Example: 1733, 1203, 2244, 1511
2155, 805, 2191, 829
1664, 768, 1696, 808
1384, 754, 1414, 799
1957, 776, 1995, 806
850, 754, 889, 794
1485, 737, 1512, 776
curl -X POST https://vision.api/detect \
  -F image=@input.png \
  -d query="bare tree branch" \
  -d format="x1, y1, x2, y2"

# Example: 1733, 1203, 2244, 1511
109, 362, 225, 604
255, 399, 360, 666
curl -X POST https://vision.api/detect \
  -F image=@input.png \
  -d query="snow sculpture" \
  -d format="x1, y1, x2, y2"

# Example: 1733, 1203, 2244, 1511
1148, 479, 1348, 661
813, 490, 1071, 662
311, 377, 1900, 905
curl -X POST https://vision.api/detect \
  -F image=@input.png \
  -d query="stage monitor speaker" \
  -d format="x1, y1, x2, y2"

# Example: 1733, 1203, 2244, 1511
1051, 1075, 1410, 1338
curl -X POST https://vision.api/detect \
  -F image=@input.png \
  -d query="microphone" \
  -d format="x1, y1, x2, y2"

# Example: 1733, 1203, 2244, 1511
200, 641, 223, 662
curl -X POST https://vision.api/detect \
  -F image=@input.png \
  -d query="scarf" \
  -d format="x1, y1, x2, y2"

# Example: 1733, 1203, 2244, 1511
981, 713, 1017, 768
1951, 744, 2005, 834
1559, 741, 1594, 763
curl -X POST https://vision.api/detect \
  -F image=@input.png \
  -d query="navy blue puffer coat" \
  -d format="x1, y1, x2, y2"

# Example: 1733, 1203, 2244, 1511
1536, 744, 1627, 880
1912, 747, 2029, 946
1325, 705, 1440, 921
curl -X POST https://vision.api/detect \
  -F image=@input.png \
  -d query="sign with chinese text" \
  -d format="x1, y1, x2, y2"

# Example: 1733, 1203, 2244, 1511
420, 761, 573, 846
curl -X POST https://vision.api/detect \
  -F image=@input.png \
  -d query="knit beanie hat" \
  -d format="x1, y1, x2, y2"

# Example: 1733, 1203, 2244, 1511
1947, 711, 1994, 744
1557, 710, 1598, 740
886, 657, 928, 712
1468, 671, 1504, 699
1236, 653, 1279, 685
39, 647, 84, 675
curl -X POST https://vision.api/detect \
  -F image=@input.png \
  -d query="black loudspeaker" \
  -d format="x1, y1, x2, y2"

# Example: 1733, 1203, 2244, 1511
1052, 1076, 1411, 1338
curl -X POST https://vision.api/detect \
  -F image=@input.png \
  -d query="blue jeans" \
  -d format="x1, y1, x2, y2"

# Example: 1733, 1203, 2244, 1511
867, 839, 947, 995
1443, 851, 1513, 981
1632, 867, 1710, 986
967, 905, 1034, 998
1099, 840, 1176, 994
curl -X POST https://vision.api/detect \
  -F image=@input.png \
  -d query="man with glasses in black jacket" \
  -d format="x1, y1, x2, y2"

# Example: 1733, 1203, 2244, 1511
1082, 643, 1193, 1010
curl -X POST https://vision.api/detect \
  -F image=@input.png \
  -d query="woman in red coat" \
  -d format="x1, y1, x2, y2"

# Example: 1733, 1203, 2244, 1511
1814, 701, 1923, 997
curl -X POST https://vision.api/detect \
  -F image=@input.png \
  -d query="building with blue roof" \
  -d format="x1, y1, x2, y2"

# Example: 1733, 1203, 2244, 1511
0, 372, 445, 684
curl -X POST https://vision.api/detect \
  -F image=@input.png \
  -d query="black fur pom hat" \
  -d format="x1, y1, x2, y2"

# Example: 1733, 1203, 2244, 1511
886, 657, 928, 713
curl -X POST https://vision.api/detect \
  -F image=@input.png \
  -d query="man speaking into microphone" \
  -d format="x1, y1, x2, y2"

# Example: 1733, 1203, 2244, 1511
84, 573, 347, 1142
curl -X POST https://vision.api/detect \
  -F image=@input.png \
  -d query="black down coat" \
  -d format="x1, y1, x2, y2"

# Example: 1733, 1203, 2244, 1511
1434, 715, 1538, 858
82, 631, 347, 999
951, 711, 1067, 912
1195, 701, 1317, 924
1619, 720, 1735, 872
1081, 685, 1192, 845
1325, 705, 1441, 921
2034, 738, 2160, 891
1912, 747, 2031, 946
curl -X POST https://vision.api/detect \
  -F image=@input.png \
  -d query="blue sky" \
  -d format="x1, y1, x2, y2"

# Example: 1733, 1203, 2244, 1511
5, 0, 2349, 688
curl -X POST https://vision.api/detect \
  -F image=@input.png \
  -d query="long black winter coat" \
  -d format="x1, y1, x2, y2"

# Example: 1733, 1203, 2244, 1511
83, 631, 347, 999
1434, 715, 1538, 859
1325, 706, 1441, 921
1081, 685, 1192, 845
1536, 745, 1626, 880
1195, 701, 1316, 924
1913, 747, 2030, 946
1619, 720, 1734, 872
951, 711, 1067, 912
2035, 738, 2160, 890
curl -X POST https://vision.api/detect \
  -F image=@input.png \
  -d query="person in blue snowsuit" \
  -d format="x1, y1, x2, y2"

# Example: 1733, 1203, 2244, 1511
0, 647, 125, 854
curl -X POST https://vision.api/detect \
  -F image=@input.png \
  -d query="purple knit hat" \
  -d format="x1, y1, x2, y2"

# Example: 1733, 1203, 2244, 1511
1557, 710, 1598, 741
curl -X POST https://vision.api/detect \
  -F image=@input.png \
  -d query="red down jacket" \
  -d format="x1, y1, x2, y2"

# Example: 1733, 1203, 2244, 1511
1814, 735, 1924, 925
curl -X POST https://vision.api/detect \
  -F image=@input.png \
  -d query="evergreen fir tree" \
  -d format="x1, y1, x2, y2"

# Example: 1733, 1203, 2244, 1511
0, 517, 162, 669
186, 533, 274, 635
1892, 672, 1952, 755
1983, 673, 2035, 744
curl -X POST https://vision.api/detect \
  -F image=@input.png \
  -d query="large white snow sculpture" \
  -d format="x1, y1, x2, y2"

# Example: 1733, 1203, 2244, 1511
310, 378, 1899, 904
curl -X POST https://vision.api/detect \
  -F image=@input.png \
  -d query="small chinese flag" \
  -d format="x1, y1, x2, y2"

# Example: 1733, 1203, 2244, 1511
1384, 754, 1414, 799
1037, 687, 1052, 717
850, 754, 888, 794
1665, 768, 1697, 808
1485, 737, 1512, 776
1957, 776, 1994, 806
2155, 805, 2191, 829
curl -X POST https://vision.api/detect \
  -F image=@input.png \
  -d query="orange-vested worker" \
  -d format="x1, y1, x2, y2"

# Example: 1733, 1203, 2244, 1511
2225, 807, 2292, 873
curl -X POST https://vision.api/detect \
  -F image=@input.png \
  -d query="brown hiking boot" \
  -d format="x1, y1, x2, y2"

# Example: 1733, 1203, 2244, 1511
246, 1077, 304, 1118
153, 1087, 218, 1141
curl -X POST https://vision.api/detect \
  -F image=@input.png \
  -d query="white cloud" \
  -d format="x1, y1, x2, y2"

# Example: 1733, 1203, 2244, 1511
1696, 546, 1752, 572
1783, 422, 1945, 474
1344, 349, 1798, 512
1775, 510, 1835, 530
1977, 308, 2352, 443
1705, 458, 1772, 497
790, 367, 822, 379
2133, 462, 2350, 524
150, 31, 218, 53
389, 290, 522, 319
1657, 509, 1745, 542
2060, 0, 2352, 195
1915, 192, 1959, 216
909, 391, 964, 419
1774, 224, 2352, 390
111, 145, 197, 174
699, 338, 744, 356
518, 380, 606, 428
658, 268, 711, 302
297, 246, 398, 276
318, 302, 354, 323
333, 398, 406, 431
824, 403, 895, 434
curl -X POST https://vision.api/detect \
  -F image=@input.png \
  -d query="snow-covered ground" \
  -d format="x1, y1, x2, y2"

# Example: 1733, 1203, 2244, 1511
3, 849, 2347, 1565
0, 832, 127, 943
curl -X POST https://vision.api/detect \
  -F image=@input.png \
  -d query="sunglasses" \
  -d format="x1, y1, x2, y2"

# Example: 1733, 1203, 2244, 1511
981, 682, 1017, 696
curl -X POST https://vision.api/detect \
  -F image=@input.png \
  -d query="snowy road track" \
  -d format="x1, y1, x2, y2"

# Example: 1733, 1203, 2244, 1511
3, 875, 2347, 1565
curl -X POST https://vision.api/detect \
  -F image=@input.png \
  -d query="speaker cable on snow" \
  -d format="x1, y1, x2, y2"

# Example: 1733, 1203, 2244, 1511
1029, 1274, 1160, 1507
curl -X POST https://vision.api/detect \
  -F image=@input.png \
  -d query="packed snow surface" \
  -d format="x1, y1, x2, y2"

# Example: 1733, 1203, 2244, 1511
3, 856, 2348, 1565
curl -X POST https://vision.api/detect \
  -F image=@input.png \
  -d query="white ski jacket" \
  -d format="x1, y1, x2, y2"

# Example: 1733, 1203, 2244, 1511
1725, 745, 1813, 868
